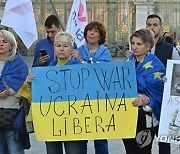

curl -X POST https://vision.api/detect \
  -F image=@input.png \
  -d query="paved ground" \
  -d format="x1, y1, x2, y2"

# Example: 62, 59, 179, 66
25, 133, 180, 154
23, 55, 180, 154
25, 133, 127, 154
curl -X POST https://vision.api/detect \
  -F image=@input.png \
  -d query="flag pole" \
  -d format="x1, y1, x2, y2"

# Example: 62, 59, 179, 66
49, 0, 65, 31
125, 0, 131, 50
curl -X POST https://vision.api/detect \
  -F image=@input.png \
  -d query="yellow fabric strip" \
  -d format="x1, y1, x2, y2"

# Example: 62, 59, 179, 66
57, 57, 71, 66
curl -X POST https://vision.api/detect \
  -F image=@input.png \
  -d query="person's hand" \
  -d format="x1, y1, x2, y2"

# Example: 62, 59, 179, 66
132, 94, 150, 107
38, 54, 50, 66
26, 74, 35, 83
162, 76, 167, 83
132, 97, 143, 107
125, 50, 133, 57
0, 89, 10, 99
71, 49, 84, 61
138, 94, 150, 106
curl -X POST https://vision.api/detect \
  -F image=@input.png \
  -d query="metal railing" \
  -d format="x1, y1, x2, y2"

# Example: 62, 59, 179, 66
0, 0, 179, 56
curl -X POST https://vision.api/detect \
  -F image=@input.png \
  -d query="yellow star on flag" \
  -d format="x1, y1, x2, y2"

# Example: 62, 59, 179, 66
154, 72, 164, 80
143, 61, 153, 70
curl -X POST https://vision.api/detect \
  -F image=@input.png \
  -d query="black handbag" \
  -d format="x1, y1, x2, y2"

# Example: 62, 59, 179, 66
0, 108, 19, 130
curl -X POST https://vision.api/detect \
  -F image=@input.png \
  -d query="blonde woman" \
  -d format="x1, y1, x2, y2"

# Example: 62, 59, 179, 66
27, 31, 83, 154
0, 30, 29, 153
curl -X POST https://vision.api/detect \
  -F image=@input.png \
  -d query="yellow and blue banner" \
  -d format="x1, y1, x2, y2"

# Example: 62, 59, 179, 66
32, 61, 138, 141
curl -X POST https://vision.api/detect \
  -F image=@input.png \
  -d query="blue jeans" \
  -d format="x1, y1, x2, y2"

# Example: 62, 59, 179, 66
45, 140, 83, 154
83, 140, 109, 154
0, 129, 24, 154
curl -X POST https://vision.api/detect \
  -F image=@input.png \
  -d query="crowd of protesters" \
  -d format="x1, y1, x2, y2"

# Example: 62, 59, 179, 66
0, 13, 180, 154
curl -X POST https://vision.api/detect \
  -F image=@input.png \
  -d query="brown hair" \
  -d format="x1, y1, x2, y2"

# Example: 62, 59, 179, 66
84, 21, 106, 45
130, 28, 154, 49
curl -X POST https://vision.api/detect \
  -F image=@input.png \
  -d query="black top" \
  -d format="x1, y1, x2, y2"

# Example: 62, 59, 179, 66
154, 38, 173, 68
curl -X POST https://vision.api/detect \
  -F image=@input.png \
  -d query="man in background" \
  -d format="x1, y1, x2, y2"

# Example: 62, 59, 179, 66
146, 14, 180, 154
32, 15, 61, 67
146, 14, 179, 67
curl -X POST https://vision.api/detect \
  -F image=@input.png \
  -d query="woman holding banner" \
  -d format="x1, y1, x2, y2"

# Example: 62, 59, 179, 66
26, 31, 83, 154
122, 28, 166, 154
72, 21, 112, 154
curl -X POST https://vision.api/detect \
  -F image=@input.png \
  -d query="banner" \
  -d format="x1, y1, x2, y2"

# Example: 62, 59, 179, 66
32, 61, 138, 141
1, 0, 38, 49
66, 0, 87, 48
158, 60, 180, 144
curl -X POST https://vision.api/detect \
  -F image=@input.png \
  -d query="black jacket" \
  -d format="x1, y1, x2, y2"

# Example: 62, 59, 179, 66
154, 38, 173, 68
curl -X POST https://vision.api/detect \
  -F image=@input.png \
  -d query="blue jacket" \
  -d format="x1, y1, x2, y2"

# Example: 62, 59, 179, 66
77, 43, 112, 63
0, 52, 28, 92
32, 38, 54, 67
13, 106, 30, 149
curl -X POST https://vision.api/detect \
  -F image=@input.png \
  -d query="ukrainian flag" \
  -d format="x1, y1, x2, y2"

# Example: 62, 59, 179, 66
31, 62, 139, 141
0, 52, 28, 94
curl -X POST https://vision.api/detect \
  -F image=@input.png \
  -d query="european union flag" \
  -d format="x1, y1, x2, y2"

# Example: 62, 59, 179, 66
128, 54, 166, 120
